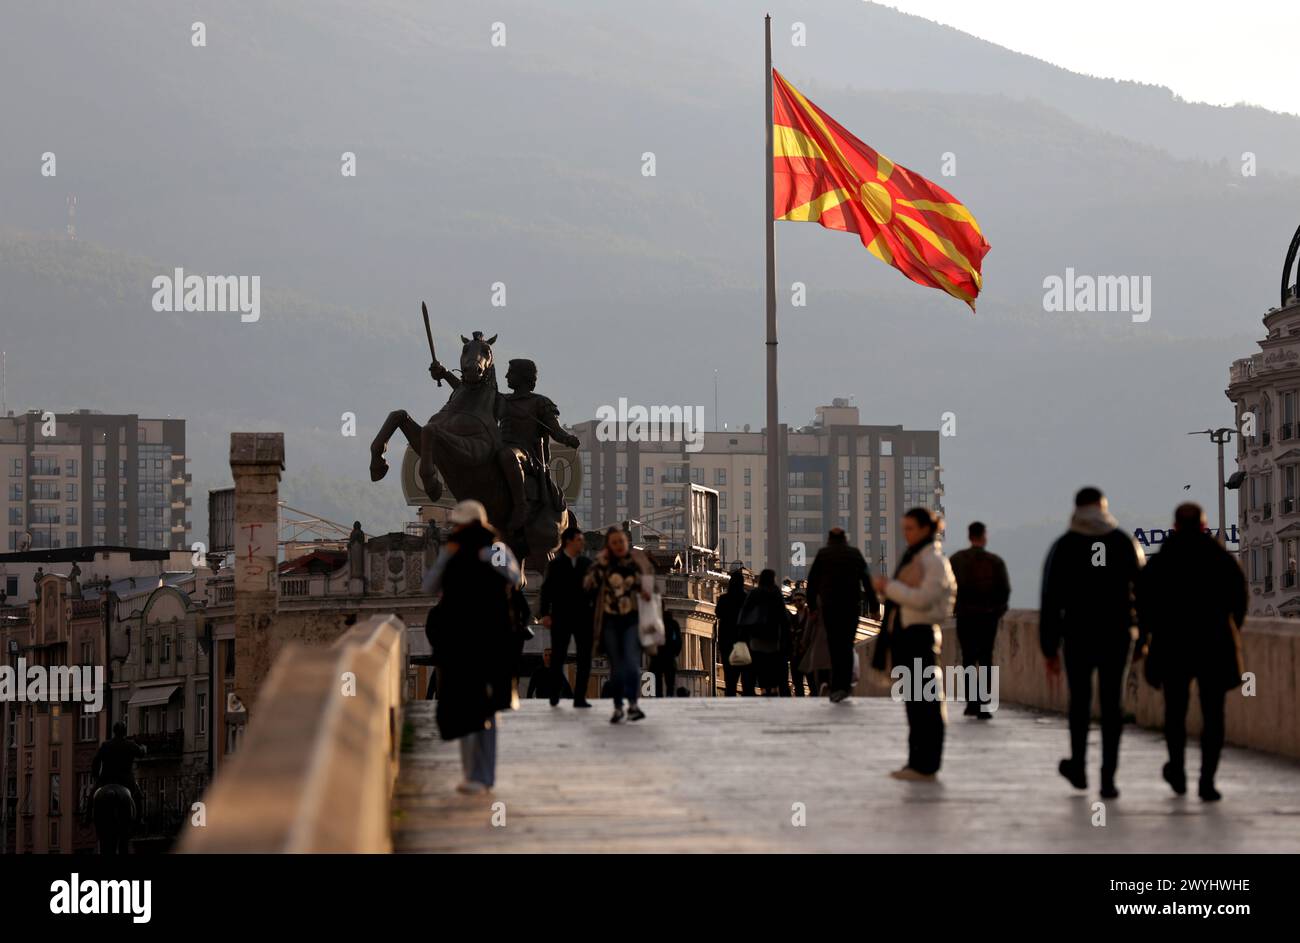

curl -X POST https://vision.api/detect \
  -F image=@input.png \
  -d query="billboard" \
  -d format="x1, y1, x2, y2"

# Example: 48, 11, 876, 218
687, 483, 720, 556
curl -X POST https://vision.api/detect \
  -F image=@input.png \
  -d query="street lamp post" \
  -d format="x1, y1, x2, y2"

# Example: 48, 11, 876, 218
1188, 427, 1236, 545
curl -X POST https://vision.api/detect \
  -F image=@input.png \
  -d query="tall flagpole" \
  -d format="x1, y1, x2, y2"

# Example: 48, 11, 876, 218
764, 13, 783, 578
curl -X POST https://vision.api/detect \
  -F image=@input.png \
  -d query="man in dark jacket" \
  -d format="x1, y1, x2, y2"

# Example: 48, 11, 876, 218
538, 525, 594, 707
807, 528, 880, 703
1136, 503, 1247, 802
949, 521, 1011, 718
1040, 487, 1145, 799
526, 648, 574, 700
650, 611, 683, 697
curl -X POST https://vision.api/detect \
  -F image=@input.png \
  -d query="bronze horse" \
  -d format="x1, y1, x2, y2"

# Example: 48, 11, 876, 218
92, 784, 135, 854
370, 332, 572, 569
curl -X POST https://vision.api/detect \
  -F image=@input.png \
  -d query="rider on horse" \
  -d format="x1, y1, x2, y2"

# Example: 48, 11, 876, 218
92, 721, 146, 820
499, 359, 581, 531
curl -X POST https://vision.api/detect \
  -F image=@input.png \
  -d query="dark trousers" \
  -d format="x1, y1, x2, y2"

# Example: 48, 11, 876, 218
550, 619, 593, 703
824, 611, 858, 695
956, 613, 1000, 711
653, 662, 677, 697
1064, 635, 1133, 776
790, 667, 811, 696
722, 660, 754, 696
893, 624, 945, 774
1164, 675, 1227, 783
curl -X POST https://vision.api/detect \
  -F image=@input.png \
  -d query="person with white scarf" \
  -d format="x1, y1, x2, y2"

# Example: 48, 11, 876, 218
871, 507, 956, 781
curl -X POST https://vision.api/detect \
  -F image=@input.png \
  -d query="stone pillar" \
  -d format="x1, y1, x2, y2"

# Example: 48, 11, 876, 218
230, 432, 284, 713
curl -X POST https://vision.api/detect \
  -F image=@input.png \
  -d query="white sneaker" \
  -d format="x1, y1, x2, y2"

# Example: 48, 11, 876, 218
456, 780, 489, 795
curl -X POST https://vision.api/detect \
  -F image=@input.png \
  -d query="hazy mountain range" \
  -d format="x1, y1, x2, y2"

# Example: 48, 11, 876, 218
2, 0, 1293, 603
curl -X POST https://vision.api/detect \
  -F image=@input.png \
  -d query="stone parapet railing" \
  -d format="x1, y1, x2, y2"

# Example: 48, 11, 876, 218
855, 609, 1300, 759
180, 614, 407, 853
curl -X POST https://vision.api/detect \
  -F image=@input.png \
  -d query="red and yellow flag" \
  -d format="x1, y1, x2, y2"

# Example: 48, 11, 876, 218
772, 69, 990, 309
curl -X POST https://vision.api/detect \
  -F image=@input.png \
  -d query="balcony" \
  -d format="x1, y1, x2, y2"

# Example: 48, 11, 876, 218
135, 730, 184, 758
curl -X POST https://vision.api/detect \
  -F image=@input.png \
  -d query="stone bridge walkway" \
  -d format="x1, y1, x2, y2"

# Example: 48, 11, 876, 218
393, 698, 1300, 853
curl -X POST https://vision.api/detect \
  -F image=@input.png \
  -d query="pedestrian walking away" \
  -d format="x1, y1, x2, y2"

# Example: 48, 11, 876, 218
872, 508, 956, 781
1040, 486, 1145, 800
949, 521, 1011, 718
584, 526, 655, 723
424, 499, 522, 795
738, 569, 792, 695
1136, 503, 1247, 802
717, 569, 755, 696
650, 610, 683, 697
807, 527, 880, 703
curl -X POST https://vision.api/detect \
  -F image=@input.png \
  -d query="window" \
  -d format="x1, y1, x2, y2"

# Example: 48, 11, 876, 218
65, 506, 77, 525
718, 491, 727, 509
838, 470, 849, 486
79, 705, 97, 742
643, 491, 654, 508
744, 492, 752, 510
8, 458, 20, 477
197, 692, 207, 737
6, 508, 20, 525
744, 468, 752, 486
644, 466, 654, 483
880, 440, 893, 456
66, 531, 78, 548
144, 637, 153, 665
65, 458, 77, 477
8, 483, 21, 502
93, 459, 105, 479
715, 469, 727, 486
50, 774, 61, 814
162, 635, 172, 663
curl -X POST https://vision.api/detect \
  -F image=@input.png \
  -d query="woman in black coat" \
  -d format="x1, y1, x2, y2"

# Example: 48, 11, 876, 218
426, 500, 522, 794
738, 569, 792, 695
716, 570, 753, 696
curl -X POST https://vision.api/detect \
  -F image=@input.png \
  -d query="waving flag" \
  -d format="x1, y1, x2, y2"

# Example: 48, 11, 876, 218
771, 69, 990, 309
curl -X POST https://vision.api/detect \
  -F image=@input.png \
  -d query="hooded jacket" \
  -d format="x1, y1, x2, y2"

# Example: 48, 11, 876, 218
1039, 504, 1145, 658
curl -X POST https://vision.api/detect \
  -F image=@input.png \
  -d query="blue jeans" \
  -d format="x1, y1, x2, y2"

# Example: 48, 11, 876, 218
602, 614, 642, 708
459, 715, 497, 786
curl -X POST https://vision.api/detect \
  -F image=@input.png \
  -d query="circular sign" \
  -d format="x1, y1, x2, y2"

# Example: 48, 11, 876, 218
550, 443, 582, 501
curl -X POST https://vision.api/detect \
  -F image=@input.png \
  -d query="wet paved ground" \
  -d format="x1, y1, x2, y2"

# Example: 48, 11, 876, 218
393, 698, 1300, 853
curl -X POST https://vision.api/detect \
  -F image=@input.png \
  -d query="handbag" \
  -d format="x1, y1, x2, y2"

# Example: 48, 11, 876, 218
638, 591, 665, 651
729, 640, 753, 666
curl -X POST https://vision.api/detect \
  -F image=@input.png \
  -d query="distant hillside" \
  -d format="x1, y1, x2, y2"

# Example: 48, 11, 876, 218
0, 0, 1285, 602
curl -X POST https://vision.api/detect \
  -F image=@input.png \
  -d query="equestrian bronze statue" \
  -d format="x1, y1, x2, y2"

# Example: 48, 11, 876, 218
369, 309, 578, 570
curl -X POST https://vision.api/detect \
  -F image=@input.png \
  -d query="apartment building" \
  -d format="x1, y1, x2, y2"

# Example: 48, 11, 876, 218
569, 399, 942, 579
1, 410, 191, 554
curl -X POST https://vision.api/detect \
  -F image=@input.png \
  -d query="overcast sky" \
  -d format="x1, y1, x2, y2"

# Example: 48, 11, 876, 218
879, 0, 1299, 116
